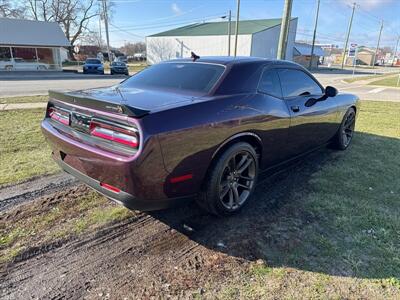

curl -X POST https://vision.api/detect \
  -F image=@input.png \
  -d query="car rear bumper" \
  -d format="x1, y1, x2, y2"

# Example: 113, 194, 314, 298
54, 158, 186, 211
83, 68, 103, 74
41, 118, 189, 211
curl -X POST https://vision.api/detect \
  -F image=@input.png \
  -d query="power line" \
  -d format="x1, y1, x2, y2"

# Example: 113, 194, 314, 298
108, 13, 229, 31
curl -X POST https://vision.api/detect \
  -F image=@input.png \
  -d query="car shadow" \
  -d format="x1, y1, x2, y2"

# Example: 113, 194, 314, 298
149, 132, 400, 280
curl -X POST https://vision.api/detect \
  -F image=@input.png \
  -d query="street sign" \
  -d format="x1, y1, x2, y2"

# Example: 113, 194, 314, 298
348, 43, 357, 57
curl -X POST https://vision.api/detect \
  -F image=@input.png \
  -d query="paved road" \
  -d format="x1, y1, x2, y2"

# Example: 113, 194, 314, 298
0, 68, 398, 102
0, 77, 124, 97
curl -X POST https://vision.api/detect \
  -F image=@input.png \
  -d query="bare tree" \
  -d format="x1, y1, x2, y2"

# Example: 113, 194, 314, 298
0, 0, 24, 17
119, 42, 146, 56
26, 0, 100, 60
80, 30, 105, 48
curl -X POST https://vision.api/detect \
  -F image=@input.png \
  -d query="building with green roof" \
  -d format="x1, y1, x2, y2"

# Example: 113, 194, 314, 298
146, 18, 297, 64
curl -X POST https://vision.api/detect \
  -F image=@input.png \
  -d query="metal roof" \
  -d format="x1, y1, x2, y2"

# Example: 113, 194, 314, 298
294, 43, 325, 56
0, 18, 70, 47
149, 18, 297, 37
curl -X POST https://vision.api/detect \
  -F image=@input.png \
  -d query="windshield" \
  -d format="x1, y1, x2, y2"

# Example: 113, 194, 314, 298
121, 62, 225, 93
112, 62, 126, 66
86, 59, 101, 64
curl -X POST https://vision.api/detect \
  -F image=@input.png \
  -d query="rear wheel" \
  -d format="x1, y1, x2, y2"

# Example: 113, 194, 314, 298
197, 142, 258, 216
331, 107, 356, 150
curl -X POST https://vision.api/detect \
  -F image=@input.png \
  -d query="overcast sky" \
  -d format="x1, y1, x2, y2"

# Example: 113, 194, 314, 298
104, 0, 400, 49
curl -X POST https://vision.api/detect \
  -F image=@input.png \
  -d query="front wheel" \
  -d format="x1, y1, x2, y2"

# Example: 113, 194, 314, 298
197, 142, 258, 216
331, 107, 356, 150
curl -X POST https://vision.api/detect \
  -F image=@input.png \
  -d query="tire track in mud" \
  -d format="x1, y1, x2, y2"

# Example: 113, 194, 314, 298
0, 173, 77, 211
0, 205, 214, 299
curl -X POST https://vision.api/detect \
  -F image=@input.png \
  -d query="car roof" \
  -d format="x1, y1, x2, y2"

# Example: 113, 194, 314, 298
166, 56, 300, 67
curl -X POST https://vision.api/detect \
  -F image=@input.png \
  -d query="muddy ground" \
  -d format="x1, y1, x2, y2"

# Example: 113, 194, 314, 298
0, 149, 398, 299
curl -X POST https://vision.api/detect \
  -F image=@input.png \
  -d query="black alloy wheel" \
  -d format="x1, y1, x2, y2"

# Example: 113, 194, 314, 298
331, 107, 356, 150
198, 142, 258, 215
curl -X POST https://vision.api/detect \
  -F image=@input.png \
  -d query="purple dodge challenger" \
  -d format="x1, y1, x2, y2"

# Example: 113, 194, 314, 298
41, 57, 359, 215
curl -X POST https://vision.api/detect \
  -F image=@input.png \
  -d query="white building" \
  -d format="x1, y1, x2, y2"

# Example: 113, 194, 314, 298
0, 18, 70, 71
146, 18, 298, 64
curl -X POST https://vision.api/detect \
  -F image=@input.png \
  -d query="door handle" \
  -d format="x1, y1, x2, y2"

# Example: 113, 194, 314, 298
291, 105, 300, 112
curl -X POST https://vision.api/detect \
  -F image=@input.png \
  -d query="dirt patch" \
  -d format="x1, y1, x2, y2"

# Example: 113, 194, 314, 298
0, 173, 76, 211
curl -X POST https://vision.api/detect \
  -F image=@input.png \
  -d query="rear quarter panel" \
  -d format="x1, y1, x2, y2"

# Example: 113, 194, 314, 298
142, 94, 291, 197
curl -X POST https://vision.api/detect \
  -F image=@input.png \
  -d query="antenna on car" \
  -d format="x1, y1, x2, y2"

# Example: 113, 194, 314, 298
191, 52, 200, 62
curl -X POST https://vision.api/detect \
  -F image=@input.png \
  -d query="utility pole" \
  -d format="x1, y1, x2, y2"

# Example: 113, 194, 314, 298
228, 10, 232, 56
341, 2, 356, 69
277, 0, 293, 60
392, 35, 400, 67
309, 0, 320, 70
234, 0, 240, 57
372, 21, 383, 68
102, 0, 112, 63
99, 14, 102, 49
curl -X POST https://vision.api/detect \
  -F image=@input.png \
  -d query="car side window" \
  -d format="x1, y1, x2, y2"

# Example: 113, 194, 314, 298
258, 69, 282, 98
277, 69, 323, 98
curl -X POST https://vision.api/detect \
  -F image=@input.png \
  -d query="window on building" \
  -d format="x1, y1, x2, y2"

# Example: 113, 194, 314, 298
277, 69, 323, 98
37, 48, 55, 66
0, 47, 12, 62
12, 47, 37, 62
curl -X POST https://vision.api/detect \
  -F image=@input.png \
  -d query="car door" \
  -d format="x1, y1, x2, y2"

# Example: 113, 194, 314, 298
256, 68, 292, 167
277, 68, 338, 156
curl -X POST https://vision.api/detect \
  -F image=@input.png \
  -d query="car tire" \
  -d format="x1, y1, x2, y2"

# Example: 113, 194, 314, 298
197, 142, 258, 216
5, 65, 13, 71
110, 70, 114, 75
331, 107, 356, 150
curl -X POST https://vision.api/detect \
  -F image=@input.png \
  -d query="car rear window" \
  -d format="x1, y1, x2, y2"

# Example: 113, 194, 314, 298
86, 59, 101, 64
121, 62, 225, 93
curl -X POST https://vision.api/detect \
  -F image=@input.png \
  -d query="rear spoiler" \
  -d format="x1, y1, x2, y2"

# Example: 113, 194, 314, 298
48, 90, 150, 118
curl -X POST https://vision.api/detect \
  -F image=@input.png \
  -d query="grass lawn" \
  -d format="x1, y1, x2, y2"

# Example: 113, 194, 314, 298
216, 100, 400, 298
0, 101, 399, 297
369, 75, 400, 88
0, 95, 48, 104
343, 73, 397, 83
0, 109, 58, 186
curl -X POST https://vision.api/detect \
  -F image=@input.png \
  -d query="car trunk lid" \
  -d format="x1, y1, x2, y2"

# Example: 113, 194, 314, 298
49, 86, 201, 117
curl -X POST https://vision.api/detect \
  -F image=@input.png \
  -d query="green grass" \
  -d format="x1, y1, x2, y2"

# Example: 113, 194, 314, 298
369, 75, 400, 88
217, 100, 400, 299
0, 95, 48, 104
0, 109, 58, 186
343, 73, 397, 83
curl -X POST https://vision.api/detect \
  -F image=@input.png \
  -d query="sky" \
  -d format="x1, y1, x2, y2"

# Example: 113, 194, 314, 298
103, 0, 400, 49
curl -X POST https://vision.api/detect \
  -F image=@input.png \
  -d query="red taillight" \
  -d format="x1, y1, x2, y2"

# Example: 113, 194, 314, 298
48, 107, 69, 125
89, 120, 138, 148
100, 182, 121, 193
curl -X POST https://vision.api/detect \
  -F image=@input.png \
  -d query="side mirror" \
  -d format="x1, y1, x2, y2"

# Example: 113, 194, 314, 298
325, 86, 338, 98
